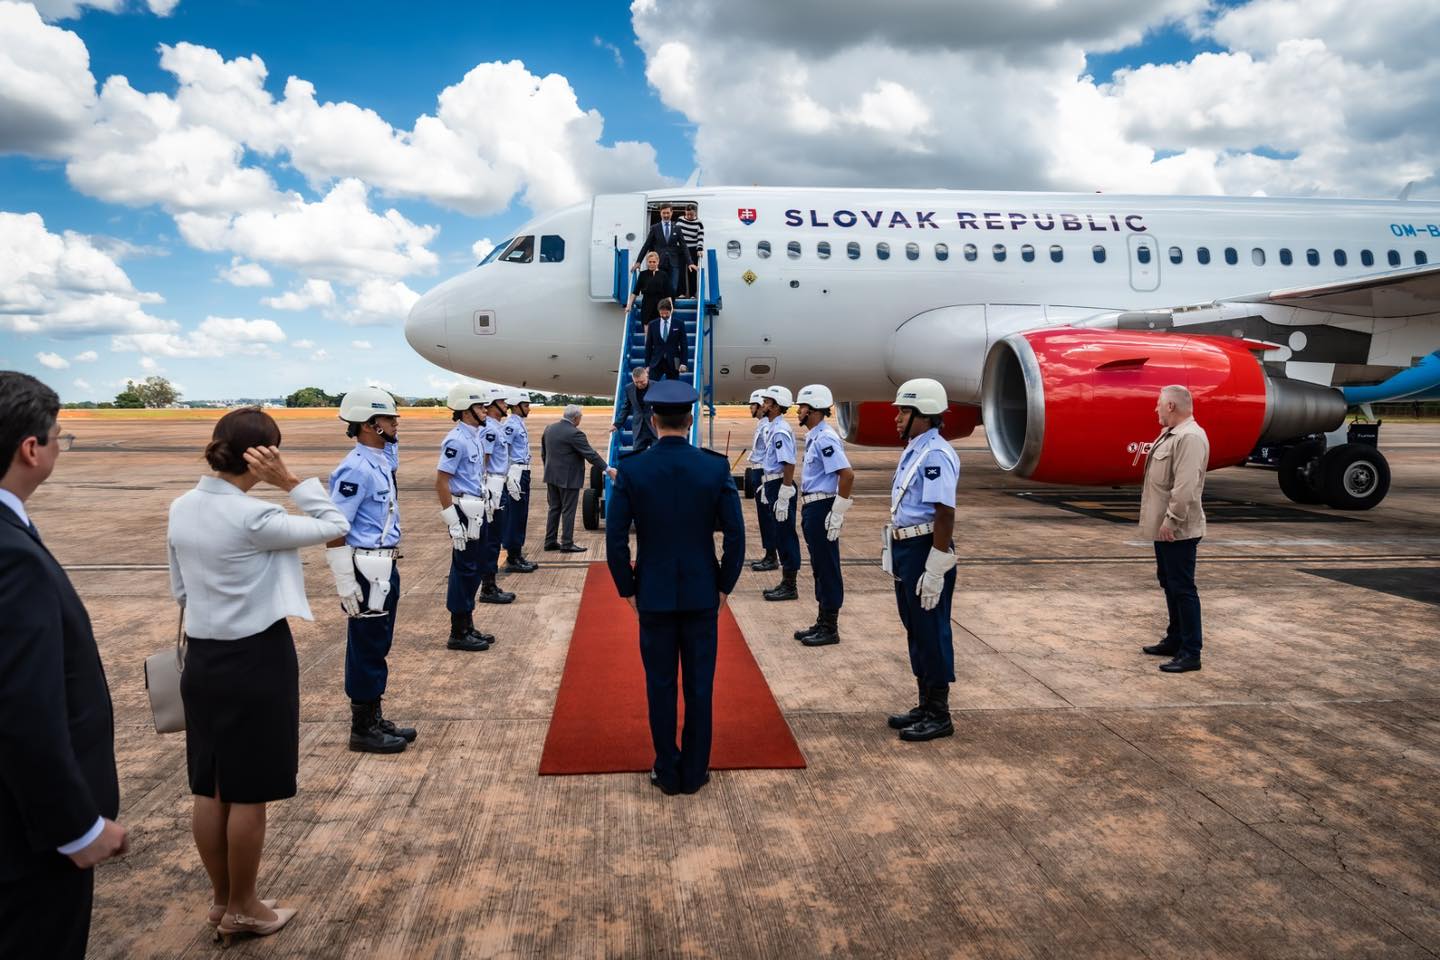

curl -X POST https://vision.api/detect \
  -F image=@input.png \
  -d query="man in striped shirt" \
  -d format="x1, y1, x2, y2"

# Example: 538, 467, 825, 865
678, 204, 704, 297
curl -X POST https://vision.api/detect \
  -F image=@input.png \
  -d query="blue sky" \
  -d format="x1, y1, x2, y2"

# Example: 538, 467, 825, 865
2, 0, 1434, 401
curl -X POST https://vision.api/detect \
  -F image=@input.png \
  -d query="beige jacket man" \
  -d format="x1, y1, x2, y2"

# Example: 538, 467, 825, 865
1139, 416, 1209, 540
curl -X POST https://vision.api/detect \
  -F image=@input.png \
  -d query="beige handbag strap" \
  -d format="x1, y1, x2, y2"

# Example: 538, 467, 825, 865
175, 605, 188, 671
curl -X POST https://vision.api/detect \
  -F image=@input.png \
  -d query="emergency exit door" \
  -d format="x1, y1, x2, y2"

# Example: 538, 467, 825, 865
590, 194, 644, 299
1127, 234, 1160, 292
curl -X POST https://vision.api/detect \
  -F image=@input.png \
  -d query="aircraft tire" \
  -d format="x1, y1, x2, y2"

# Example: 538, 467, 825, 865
1320, 443, 1390, 511
590, 463, 605, 490
582, 487, 600, 530
1277, 440, 1326, 505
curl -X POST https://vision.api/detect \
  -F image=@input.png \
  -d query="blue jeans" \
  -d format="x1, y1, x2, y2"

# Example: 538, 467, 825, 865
891, 536, 956, 686
1154, 538, 1203, 656
346, 563, 399, 703
638, 609, 718, 793
801, 499, 843, 610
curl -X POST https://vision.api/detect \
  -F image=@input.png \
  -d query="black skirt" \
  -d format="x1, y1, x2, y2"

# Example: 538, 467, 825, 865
182, 618, 299, 804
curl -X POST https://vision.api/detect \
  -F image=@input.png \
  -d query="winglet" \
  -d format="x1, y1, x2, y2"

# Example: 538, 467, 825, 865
684, 168, 702, 189
1399, 181, 1417, 201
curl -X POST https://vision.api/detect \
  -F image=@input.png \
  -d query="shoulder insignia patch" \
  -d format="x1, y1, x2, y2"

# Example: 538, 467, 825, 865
444, 445, 457, 458
775, 438, 783, 448
338, 480, 359, 497
924, 465, 941, 480
822, 445, 835, 457
485, 432, 496, 441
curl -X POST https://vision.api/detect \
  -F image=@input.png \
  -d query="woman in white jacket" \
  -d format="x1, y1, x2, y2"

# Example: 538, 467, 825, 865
167, 407, 349, 946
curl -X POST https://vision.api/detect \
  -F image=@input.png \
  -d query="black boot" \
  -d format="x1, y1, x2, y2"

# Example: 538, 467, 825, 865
763, 570, 798, 601
375, 697, 417, 743
504, 552, 538, 573
800, 608, 839, 647
447, 610, 491, 651
466, 610, 497, 646
349, 701, 406, 754
479, 576, 515, 604
794, 606, 823, 640
750, 550, 779, 572
899, 685, 955, 742
887, 679, 927, 730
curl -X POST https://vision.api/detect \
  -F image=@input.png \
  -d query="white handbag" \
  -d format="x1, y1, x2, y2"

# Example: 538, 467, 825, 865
144, 607, 187, 734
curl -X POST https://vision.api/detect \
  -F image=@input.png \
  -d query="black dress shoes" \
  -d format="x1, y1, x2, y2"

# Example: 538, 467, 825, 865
649, 768, 680, 796
559, 543, 587, 553
1159, 654, 1202, 673
1143, 640, 1181, 656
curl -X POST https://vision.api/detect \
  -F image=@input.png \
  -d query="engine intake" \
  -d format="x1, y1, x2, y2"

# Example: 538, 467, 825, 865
981, 329, 1346, 485
835, 400, 979, 447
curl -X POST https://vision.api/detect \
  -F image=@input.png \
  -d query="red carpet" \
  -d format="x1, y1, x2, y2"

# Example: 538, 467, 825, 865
539, 563, 806, 775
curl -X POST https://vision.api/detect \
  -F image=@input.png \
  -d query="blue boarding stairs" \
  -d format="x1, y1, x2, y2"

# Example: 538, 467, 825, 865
581, 248, 721, 530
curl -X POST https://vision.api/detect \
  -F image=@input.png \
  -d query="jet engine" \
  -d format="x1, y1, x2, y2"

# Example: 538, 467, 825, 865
835, 400, 980, 447
980, 328, 1346, 485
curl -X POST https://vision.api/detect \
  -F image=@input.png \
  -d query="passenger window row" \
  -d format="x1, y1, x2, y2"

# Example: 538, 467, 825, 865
723, 238, 1431, 269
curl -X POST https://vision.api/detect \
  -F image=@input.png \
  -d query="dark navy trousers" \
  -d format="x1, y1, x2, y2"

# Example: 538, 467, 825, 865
502, 469, 531, 553
762, 478, 801, 573
801, 499, 843, 610
637, 609, 718, 793
480, 500, 504, 576
748, 468, 774, 553
891, 537, 956, 686
346, 563, 399, 703
1154, 538, 1203, 656
446, 535, 486, 614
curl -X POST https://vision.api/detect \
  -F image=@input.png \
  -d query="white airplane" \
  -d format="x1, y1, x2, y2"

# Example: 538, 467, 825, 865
406, 187, 1440, 512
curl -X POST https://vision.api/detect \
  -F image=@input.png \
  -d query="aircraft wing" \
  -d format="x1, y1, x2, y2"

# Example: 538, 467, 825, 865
1227, 262, 1440, 318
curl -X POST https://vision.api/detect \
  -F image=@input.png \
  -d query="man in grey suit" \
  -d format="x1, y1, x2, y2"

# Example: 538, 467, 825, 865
612, 367, 657, 455
542, 405, 614, 552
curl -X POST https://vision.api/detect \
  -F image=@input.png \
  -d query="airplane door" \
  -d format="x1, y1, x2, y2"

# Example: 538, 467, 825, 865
590, 194, 644, 299
1127, 234, 1160, 292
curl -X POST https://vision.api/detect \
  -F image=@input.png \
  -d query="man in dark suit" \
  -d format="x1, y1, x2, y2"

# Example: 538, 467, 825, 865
541, 404, 614, 552
612, 366, 657, 455
632, 202, 695, 295
644, 299, 689, 382
605, 380, 744, 796
0, 372, 124, 960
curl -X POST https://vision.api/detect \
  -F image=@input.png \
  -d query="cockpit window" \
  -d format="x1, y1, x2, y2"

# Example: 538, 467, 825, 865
500, 236, 534, 264
479, 238, 511, 266
540, 235, 565, 263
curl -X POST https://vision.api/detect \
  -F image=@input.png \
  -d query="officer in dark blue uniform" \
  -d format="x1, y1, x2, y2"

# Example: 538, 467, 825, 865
605, 380, 744, 796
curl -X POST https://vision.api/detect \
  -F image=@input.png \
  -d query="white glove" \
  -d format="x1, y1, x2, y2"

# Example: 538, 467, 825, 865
773, 483, 795, 522
917, 547, 956, 612
483, 474, 505, 521
440, 505, 467, 552
824, 496, 852, 541
325, 546, 364, 617
506, 463, 524, 501
758, 481, 769, 505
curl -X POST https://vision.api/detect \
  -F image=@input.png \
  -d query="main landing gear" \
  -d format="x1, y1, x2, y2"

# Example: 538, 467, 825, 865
1257, 422, 1391, 511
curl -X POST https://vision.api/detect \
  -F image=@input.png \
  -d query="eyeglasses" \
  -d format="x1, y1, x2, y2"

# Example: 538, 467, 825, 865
56, 433, 75, 452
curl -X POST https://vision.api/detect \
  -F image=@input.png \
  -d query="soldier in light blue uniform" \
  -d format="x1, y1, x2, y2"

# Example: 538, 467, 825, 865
884, 378, 960, 743
436, 383, 495, 653
324, 386, 416, 755
746, 389, 778, 572
501, 389, 538, 574
476, 387, 516, 604
758, 385, 801, 601
792, 384, 854, 647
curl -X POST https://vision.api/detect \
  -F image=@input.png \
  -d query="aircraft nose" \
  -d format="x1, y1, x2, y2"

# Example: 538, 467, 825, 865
405, 288, 449, 366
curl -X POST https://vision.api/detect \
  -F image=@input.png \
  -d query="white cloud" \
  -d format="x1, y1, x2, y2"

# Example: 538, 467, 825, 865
74, 349, 98, 362
594, 36, 625, 68
72, 376, 91, 390
341, 278, 421, 326
37, 351, 70, 369
262, 278, 335, 310
112, 314, 286, 358
291, 338, 315, 349
139, 355, 159, 371
351, 339, 373, 350
0, 2, 98, 155
28, 0, 178, 20
219, 257, 272, 287
471, 237, 495, 262
310, 348, 329, 361
0, 211, 171, 337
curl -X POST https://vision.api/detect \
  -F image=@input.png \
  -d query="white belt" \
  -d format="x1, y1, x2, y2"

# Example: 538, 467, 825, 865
800, 492, 835, 505
517, 463, 530, 471
891, 522, 934, 541
355, 547, 401, 558
762, 471, 783, 482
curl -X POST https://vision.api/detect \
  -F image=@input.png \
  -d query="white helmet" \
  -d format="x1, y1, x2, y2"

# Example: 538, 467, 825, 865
748, 389, 765, 405
484, 385, 509, 409
761, 385, 793, 408
504, 388, 530, 405
892, 377, 948, 415
796, 384, 834, 410
446, 383, 487, 412
338, 386, 399, 423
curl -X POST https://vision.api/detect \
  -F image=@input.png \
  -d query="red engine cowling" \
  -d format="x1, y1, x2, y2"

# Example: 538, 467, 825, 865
836, 400, 980, 447
981, 328, 1346, 485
